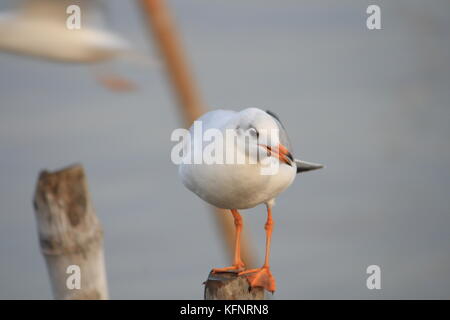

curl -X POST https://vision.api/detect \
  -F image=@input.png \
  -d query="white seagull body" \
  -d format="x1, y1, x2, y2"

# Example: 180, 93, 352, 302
179, 108, 322, 209
178, 108, 323, 293
0, 0, 130, 63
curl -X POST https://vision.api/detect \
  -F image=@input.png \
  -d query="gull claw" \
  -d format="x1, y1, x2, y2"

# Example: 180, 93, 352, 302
239, 267, 276, 293
212, 262, 245, 274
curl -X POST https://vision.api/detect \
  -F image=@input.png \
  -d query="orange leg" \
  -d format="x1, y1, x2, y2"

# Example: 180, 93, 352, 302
212, 209, 245, 273
239, 205, 276, 293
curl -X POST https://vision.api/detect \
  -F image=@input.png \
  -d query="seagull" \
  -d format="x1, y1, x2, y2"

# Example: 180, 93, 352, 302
0, 0, 153, 91
179, 108, 323, 292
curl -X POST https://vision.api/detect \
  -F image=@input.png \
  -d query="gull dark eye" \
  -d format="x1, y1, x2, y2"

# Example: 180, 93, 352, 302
247, 127, 258, 138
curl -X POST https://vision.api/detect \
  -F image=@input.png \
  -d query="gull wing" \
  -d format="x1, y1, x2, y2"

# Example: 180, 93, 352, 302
266, 110, 293, 153
266, 110, 324, 174
19, 0, 105, 25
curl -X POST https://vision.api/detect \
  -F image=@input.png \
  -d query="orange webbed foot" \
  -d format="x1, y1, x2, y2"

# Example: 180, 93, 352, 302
212, 262, 245, 274
239, 267, 276, 293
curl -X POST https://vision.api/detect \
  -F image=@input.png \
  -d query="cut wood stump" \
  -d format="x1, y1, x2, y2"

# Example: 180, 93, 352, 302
33, 164, 108, 300
204, 271, 265, 300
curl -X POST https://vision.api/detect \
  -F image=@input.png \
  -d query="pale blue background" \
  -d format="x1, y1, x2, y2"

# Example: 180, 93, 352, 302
1, 0, 449, 299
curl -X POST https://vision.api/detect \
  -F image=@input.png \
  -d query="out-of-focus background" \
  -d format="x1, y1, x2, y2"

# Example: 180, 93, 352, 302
1, 0, 450, 299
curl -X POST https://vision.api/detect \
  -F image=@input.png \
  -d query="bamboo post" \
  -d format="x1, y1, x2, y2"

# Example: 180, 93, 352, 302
139, 0, 256, 270
33, 164, 108, 300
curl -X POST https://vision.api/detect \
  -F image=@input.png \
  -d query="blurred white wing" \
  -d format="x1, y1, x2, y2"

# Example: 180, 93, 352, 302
19, 0, 106, 26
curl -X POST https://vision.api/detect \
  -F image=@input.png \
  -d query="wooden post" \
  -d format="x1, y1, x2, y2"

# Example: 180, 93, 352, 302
33, 164, 108, 300
139, 0, 257, 269
204, 272, 265, 300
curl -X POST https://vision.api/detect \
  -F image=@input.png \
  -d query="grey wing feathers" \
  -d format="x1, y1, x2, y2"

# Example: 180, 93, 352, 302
266, 110, 293, 152
265, 111, 324, 174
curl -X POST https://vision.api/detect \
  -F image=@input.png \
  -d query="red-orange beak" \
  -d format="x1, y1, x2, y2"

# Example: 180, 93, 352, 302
261, 144, 294, 166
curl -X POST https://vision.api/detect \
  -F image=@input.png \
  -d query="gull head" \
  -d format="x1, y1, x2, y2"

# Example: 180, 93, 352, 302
232, 108, 294, 167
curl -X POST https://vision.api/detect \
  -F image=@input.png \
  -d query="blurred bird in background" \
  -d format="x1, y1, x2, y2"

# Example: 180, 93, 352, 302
0, 0, 155, 91
179, 108, 323, 292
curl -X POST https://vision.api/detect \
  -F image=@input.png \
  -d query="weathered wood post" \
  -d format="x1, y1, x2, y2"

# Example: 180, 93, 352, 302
204, 272, 265, 300
33, 164, 108, 300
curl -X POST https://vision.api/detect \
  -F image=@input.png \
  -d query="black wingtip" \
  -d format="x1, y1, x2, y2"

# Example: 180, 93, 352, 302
266, 110, 281, 122
296, 160, 324, 173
